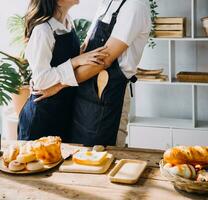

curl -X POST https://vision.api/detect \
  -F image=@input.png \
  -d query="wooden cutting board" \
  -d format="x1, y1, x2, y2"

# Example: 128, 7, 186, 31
59, 153, 114, 174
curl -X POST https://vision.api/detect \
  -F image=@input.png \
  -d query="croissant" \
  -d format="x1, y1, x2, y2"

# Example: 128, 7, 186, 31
164, 146, 208, 165
167, 164, 196, 179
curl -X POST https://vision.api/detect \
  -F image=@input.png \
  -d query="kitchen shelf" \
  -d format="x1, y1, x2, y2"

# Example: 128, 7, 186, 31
128, 0, 208, 150
129, 116, 193, 129
153, 37, 208, 41
129, 116, 208, 131
137, 79, 208, 86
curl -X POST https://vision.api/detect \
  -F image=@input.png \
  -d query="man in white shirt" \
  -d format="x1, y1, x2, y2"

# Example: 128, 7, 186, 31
70, 0, 151, 146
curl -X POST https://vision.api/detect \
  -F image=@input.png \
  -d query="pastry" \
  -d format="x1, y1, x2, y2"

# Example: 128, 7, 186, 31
8, 160, 25, 172
164, 146, 208, 165
163, 163, 173, 169
32, 136, 62, 164
92, 145, 105, 152
167, 164, 196, 179
26, 160, 44, 171
16, 152, 37, 163
197, 170, 208, 182
3, 144, 19, 167
73, 151, 107, 165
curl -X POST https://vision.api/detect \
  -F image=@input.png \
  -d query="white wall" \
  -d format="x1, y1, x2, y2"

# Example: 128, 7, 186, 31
0, 0, 101, 56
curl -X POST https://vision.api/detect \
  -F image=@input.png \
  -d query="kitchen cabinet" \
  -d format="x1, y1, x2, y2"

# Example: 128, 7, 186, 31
128, 125, 172, 150
173, 129, 208, 146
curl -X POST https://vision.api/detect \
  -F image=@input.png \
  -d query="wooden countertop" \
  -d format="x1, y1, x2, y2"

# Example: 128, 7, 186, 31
0, 141, 208, 200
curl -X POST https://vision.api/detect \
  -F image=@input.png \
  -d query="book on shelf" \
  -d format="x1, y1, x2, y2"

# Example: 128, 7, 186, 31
154, 17, 186, 38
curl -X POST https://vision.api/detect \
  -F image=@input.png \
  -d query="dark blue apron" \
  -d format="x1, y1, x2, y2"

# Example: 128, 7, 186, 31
70, 0, 136, 146
18, 22, 80, 142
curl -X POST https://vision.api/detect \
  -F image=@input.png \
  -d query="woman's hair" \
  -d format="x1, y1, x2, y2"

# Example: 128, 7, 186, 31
24, 0, 58, 39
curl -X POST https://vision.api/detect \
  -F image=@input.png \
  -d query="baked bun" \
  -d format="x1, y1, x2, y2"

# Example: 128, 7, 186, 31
16, 152, 36, 164
92, 145, 105, 152
164, 146, 208, 165
32, 136, 62, 164
167, 164, 196, 179
73, 151, 107, 165
3, 145, 19, 167
197, 170, 208, 182
26, 160, 44, 171
8, 160, 25, 172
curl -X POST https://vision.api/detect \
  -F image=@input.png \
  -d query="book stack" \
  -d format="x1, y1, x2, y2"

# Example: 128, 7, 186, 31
154, 17, 186, 38
136, 67, 168, 82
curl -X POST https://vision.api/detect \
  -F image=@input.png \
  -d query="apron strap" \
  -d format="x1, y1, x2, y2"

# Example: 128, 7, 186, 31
99, 0, 114, 20
47, 21, 53, 32
113, 0, 127, 15
129, 75, 137, 97
108, 0, 127, 32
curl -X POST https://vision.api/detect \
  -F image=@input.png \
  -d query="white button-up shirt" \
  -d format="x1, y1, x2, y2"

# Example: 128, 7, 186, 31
87, 0, 151, 79
25, 15, 78, 90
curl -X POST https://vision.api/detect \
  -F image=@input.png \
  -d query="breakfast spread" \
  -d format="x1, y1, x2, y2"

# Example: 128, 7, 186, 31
163, 146, 208, 182
1, 136, 62, 173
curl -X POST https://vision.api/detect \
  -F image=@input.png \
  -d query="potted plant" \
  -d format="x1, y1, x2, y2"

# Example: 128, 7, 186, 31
0, 51, 31, 115
0, 62, 21, 106
0, 14, 31, 115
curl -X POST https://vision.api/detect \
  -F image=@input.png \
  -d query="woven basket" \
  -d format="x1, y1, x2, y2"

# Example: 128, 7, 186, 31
160, 160, 208, 194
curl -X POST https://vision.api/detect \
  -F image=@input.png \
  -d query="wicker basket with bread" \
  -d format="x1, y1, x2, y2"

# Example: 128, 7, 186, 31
1, 136, 62, 174
160, 146, 208, 194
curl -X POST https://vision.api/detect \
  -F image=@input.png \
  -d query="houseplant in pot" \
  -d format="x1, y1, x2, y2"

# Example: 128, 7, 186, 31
0, 51, 31, 115
0, 14, 31, 115
0, 62, 21, 106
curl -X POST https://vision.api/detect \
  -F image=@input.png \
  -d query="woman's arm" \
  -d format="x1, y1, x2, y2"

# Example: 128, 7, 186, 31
33, 37, 128, 101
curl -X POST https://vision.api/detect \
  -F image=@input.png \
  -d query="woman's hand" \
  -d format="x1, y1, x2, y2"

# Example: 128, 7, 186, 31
32, 84, 67, 102
71, 46, 108, 69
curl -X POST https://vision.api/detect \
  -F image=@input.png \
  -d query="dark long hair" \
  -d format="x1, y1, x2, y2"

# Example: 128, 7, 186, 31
25, 0, 58, 39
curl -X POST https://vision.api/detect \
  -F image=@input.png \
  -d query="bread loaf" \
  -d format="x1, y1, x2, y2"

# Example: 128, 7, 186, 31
164, 146, 208, 165
167, 164, 196, 179
3, 145, 19, 167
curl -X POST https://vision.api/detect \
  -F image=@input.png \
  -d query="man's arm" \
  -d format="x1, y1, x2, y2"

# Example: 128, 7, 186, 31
75, 37, 128, 83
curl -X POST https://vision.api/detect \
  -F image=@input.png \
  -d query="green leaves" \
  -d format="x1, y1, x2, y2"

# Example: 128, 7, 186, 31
0, 63, 21, 105
7, 14, 26, 57
73, 19, 92, 44
148, 0, 159, 48
0, 51, 31, 86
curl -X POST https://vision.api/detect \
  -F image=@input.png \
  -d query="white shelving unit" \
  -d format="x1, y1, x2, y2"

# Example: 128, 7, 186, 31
128, 0, 208, 150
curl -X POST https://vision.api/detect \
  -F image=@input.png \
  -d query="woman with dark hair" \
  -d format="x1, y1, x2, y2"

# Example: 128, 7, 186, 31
18, 0, 108, 142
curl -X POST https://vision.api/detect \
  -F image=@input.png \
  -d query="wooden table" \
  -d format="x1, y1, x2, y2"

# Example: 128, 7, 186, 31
0, 141, 208, 200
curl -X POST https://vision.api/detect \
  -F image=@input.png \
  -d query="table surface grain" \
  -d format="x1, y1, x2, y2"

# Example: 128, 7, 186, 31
0, 141, 208, 200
